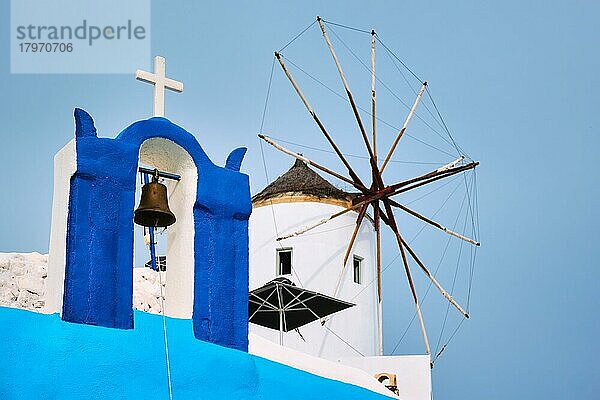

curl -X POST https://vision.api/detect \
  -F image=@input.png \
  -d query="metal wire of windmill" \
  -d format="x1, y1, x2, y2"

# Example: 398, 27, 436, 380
258, 16, 480, 359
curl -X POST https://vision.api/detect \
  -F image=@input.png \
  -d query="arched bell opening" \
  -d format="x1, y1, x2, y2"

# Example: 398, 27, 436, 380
134, 137, 198, 319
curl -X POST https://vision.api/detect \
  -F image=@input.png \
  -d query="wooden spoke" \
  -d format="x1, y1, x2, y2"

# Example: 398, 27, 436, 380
371, 30, 377, 161
274, 52, 367, 188
382, 199, 470, 317
333, 204, 369, 297
388, 199, 480, 246
343, 204, 369, 266
374, 203, 384, 356
276, 196, 375, 241
400, 237, 470, 318
317, 18, 381, 184
398, 234, 431, 356
376, 203, 391, 226
390, 156, 466, 191
258, 134, 369, 192
390, 161, 478, 196
380, 82, 428, 173
382, 201, 430, 355
371, 158, 385, 191
374, 203, 382, 303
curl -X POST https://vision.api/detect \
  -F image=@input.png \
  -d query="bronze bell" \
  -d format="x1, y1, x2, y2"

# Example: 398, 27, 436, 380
134, 169, 176, 228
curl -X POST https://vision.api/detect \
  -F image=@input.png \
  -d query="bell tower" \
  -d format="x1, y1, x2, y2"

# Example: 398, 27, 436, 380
44, 56, 252, 352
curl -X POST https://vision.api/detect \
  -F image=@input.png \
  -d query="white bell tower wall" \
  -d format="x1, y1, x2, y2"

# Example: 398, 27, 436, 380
45, 139, 77, 315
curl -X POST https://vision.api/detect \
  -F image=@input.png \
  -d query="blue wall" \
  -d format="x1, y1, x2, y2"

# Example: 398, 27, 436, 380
0, 308, 387, 400
62, 109, 251, 351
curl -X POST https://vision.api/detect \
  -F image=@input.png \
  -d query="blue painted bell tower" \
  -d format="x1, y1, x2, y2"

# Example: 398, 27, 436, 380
57, 108, 251, 352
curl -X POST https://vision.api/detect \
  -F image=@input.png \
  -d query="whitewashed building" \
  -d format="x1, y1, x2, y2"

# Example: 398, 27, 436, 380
249, 159, 379, 359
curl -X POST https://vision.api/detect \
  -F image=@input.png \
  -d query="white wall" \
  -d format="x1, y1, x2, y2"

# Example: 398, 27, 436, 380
45, 139, 76, 314
249, 201, 379, 359
339, 356, 432, 400
249, 333, 395, 398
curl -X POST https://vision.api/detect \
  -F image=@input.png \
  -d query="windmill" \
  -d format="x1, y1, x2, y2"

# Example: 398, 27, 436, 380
258, 17, 480, 358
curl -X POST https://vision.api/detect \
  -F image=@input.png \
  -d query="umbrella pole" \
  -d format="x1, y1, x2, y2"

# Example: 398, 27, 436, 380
279, 310, 284, 346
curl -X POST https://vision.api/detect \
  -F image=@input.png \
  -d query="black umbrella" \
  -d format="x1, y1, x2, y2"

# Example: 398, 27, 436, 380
249, 277, 355, 344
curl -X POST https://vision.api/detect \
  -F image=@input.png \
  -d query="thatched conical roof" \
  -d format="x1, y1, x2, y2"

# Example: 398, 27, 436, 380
252, 159, 353, 206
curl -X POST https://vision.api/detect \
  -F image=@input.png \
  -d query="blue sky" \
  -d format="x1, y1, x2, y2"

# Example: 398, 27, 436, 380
1, 1, 598, 398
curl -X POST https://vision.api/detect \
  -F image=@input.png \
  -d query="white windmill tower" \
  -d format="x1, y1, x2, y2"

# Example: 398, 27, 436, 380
249, 158, 380, 359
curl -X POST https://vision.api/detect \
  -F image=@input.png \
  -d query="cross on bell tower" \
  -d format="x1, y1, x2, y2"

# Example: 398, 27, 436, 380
136, 56, 183, 117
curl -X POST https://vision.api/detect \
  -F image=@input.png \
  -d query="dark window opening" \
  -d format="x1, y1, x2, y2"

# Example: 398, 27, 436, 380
353, 255, 363, 284
277, 248, 292, 276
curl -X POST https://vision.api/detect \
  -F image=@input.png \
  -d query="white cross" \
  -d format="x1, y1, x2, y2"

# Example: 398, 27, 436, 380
135, 56, 183, 117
